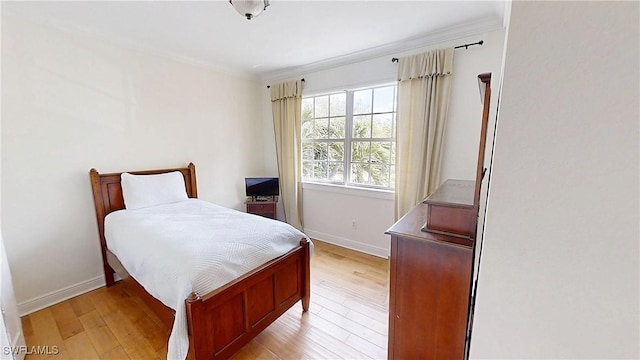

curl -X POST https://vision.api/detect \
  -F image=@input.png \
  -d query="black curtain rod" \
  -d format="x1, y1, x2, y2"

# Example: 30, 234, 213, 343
455, 40, 484, 50
266, 78, 305, 89
391, 40, 484, 63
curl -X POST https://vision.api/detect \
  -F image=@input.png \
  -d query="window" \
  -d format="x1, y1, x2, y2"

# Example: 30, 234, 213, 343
301, 84, 397, 189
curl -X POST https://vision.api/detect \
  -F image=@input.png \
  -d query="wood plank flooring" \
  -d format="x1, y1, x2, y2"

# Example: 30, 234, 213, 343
22, 240, 390, 359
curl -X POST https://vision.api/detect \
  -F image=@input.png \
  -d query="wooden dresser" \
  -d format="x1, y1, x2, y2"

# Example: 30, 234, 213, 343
386, 198, 473, 359
386, 73, 491, 359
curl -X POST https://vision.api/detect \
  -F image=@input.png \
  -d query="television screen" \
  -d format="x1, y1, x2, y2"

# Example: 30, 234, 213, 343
245, 177, 280, 197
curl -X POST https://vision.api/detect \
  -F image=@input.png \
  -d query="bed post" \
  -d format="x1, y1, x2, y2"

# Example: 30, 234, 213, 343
89, 168, 115, 287
186, 292, 213, 360
188, 162, 198, 198
301, 238, 311, 312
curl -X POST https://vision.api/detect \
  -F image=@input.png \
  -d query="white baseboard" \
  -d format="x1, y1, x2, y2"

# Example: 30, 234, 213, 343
17, 276, 105, 316
304, 229, 389, 258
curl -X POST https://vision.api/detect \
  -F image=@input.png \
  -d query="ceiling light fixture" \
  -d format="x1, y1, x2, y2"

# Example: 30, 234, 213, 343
229, 0, 270, 20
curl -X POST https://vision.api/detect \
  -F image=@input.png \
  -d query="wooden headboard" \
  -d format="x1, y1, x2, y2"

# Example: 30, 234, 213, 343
89, 163, 197, 217
89, 163, 197, 285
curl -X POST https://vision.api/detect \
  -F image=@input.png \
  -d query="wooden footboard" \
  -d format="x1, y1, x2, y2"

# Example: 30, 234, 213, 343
109, 237, 311, 360
186, 239, 311, 360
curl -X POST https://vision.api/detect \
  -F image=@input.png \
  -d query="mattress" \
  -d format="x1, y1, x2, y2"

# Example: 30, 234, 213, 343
104, 199, 310, 360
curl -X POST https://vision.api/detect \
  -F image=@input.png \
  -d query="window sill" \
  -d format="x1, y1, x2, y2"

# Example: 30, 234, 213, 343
302, 181, 394, 201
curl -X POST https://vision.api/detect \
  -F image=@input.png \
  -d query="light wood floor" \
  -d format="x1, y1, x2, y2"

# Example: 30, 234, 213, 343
22, 240, 390, 360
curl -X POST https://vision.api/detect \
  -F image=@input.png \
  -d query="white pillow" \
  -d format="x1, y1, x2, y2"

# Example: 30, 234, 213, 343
121, 171, 188, 210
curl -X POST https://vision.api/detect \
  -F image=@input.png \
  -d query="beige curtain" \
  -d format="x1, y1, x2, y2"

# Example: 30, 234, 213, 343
395, 48, 454, 220
271, 80, 304, 230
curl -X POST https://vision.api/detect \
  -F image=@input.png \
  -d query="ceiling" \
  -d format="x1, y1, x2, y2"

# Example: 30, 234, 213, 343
3, 1, 506, 79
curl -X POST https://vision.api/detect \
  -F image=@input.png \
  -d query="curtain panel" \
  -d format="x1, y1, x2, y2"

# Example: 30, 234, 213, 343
271, 80, 304, 230
395, 48, 454, 220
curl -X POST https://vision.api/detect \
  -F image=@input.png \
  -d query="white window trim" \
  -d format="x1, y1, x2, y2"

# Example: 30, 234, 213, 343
302, 181, 394, 201
302, 83, 397, 192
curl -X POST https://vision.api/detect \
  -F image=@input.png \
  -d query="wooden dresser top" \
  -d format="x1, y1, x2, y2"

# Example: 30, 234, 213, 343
423, 179, 474, 208
386, 201, 473, 248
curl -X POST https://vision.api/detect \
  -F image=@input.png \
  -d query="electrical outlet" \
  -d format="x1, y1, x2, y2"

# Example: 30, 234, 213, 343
351, 220, 357, 229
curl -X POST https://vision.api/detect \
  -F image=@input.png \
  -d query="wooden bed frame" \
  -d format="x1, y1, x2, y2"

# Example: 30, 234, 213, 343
89, 163, 311, 360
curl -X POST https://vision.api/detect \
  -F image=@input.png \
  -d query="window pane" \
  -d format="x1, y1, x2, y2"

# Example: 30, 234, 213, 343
372, 114, 393, 138
314, 96, 329, 118
302, 161, 313, 178
390, 142, 396, 165
390, 166, 396, 188
370, 142, 391, 164
330, 93, 346, 116
370, 165, 390, 187
302, 98, 314, 120
353, 115, 371, 138
313, 162, 327, 179
373, 86, 395, 113
301, 119, 313, 139
351, 163, 370, 184
353, 89, 372, 115
328, 142, 344, 161
393, 85, 397, 111
313, 142, 327, 160
313, 118, 329, 138
302, 142, 314, 160
329, 117, 345, 139
392, 113, 397, 138
328, 162, 344, 182
351, 141, 370, 162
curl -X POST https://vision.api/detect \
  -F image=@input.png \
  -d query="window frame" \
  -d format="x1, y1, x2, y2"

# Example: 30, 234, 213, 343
301, 82, 397, 191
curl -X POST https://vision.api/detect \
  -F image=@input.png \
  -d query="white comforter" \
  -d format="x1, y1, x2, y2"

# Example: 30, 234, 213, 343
104, 199, 310, 360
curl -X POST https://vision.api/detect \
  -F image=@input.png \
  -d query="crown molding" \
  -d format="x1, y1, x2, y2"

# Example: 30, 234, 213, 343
260, 15, 505, 83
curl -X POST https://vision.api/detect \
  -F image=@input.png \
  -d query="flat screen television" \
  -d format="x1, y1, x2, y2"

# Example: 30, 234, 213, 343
245, 177, 279, 200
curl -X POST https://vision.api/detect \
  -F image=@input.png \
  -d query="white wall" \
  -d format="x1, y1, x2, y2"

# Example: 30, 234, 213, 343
471, 1, 639, 358
1, 13, 265, 314
0, 10, 27, 353
302, 183, 394, 257
262, 29, 505, 257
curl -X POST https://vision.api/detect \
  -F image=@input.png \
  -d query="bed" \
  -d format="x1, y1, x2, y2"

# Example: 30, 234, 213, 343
89, 163, 311, 360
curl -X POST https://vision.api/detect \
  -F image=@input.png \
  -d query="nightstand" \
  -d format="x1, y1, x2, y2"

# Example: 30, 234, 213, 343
245, 199, 277, 219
